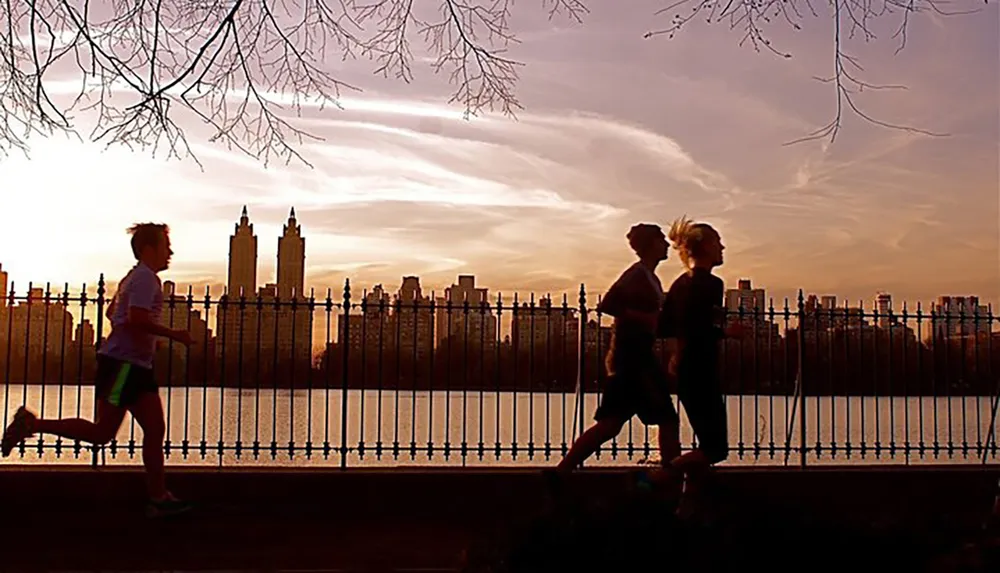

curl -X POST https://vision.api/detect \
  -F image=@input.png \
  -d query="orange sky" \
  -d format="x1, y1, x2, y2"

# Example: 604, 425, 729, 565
0, 2, 996, 308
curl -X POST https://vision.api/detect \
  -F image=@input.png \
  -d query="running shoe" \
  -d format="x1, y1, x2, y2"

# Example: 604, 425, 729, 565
1, 407, 37, 457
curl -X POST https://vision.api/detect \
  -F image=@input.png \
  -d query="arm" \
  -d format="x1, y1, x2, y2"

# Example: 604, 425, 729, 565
105, 295, 117, 320
127, 307, 183, 340
596, 275, 628, 318
124, 273, 187, 342
597, 268, 658, 325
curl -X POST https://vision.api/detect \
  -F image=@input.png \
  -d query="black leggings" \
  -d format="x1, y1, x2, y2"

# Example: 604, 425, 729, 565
677, 362, 728, 464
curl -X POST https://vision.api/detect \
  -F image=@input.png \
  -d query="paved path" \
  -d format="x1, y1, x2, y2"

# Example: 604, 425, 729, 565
1, 466, 997, 570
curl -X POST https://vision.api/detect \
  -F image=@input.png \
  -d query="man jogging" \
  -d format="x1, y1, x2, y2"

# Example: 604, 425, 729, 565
2, 223, 194, 518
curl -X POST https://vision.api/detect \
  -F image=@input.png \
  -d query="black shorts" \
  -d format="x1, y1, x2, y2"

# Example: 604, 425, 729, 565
95, 355, 158, 408
677, 360, 728, 463
594, 347, 679, 427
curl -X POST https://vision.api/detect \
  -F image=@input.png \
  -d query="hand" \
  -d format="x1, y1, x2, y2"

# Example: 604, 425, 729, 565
171, 329, 194, 346
667, 353, 679, 378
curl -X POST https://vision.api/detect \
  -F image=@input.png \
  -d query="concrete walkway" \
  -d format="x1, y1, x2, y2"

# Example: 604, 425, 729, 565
0, 466, 996, 570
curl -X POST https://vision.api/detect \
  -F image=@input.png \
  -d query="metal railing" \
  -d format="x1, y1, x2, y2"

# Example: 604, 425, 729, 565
1, 275, 998, 467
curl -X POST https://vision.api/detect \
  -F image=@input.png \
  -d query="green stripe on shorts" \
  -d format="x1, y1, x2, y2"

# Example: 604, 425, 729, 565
107, 362, 132, 407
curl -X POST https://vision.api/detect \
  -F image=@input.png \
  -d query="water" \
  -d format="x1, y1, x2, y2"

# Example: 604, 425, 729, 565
2, 384, 998, 467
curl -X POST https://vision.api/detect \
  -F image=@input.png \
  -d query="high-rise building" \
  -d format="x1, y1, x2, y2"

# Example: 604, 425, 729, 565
435, 275, 497, 347
725, 279, 766, 322
0, 264, 8, 330
804, 293, 868, 330
396, 276, 434, 357
511, 295, 580, 352
933, 296, 991, 338
76, 319, 95, 347
875, 292, 892, 329
0, 263, 8, 305
227, 206, 258, 297
277, 207, 305, 301
724, 278, 775, 336
820, 295, 837, 311
217, 207, 312, 385
340, 284, 393, 352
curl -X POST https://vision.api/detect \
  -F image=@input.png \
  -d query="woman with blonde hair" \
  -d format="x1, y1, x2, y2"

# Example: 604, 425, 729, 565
657, 215, 743, 518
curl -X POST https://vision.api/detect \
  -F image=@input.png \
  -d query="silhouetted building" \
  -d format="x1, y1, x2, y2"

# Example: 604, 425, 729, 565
0, 263, 8, 331
933, 296, 991, 339
512, 296, 579, 352
435, 275, 498, 347
216, 208, 313, 386
228, 206, 258, 297
804, 294, 869, 331
875, 292, 892, 329
341, 284, 393, 353
0, 263, 8, 305
2, 288, 75, 382
725, 279, 777, 338
277, 207, 306, 300
395, 276, 434, 359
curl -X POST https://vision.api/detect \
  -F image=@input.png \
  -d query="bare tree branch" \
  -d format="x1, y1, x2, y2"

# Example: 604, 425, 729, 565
0, 0, 586, 165
645, 0, 987, 145
0, 0, 983, 165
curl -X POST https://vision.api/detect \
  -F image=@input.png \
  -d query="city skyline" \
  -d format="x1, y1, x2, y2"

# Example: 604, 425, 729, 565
0, 205, 995, 312
0, 3, 995, 306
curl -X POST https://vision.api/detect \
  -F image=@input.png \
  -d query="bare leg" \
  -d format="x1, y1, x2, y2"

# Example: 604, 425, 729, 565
34, 400, 126, 444
657, 422, 681, 466
128, 392, 168, 500
556, 418, 626, 473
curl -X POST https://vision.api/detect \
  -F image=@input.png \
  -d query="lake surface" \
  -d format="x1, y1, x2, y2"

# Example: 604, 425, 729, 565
2, 384, 998, 467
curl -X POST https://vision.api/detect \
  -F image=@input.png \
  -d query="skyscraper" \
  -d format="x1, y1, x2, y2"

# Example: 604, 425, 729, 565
0, 263, 8, 306
277, 207, 305, 300
227, 206, 258, 297
875, 292, 892, 329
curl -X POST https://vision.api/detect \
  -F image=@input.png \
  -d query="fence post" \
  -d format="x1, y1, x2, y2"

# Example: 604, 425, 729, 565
797, 289, 807, 469
340, 278, 351, 469
577, 284, 587, 443
92, 274, 106, 468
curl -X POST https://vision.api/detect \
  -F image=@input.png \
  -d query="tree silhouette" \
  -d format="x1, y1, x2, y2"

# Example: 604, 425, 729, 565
0, 0, 987, 163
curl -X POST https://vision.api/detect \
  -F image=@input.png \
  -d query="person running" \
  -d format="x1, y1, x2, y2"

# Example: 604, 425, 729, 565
2, 223, 194, 518
658, 216, 743, 518
549, 223, 680, 483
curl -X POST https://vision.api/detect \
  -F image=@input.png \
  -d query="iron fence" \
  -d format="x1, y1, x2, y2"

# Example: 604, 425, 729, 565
1, 275, 998, 467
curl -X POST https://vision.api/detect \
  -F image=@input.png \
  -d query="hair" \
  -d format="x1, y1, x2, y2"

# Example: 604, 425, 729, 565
626, 223, 664, 256
127, 223, 169, 260
668, 215, 717, 269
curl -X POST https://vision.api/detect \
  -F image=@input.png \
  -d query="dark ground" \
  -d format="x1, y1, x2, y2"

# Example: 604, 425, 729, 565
461, 473, 1000, 572
0, 466, 996, 572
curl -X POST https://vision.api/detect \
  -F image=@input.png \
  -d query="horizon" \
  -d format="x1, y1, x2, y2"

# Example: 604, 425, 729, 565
0, 2, 997, 307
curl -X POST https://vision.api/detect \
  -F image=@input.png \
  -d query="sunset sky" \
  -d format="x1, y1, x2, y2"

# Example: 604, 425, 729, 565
0, 2, 996, 307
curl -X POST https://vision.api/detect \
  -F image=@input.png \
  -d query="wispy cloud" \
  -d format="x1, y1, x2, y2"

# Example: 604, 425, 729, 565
1, 1, 996, 305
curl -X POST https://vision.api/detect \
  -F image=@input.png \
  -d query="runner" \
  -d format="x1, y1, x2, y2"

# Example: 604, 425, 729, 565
659, 216, 744, 519
548, 223, 679, 487
2, 222, 194, 518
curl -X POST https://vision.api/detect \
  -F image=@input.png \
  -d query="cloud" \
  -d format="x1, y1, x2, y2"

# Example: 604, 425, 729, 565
1, 4, 996, 308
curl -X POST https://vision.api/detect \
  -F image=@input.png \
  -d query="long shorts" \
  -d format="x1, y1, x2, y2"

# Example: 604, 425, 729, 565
594, 346, 679, 427
95, 354, 158, 408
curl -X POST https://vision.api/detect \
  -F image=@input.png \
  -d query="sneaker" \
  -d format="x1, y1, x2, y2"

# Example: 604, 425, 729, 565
146, 493, 194, 518
1, 407, 37, 457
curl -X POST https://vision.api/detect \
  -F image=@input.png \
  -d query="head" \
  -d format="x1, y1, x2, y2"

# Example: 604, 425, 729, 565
627, 223, 669, 263
128, 223, 172, 272
667, 216, 725, 270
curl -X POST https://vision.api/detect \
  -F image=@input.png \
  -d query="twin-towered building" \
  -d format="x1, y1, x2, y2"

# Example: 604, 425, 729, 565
216, 207, 313, 382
